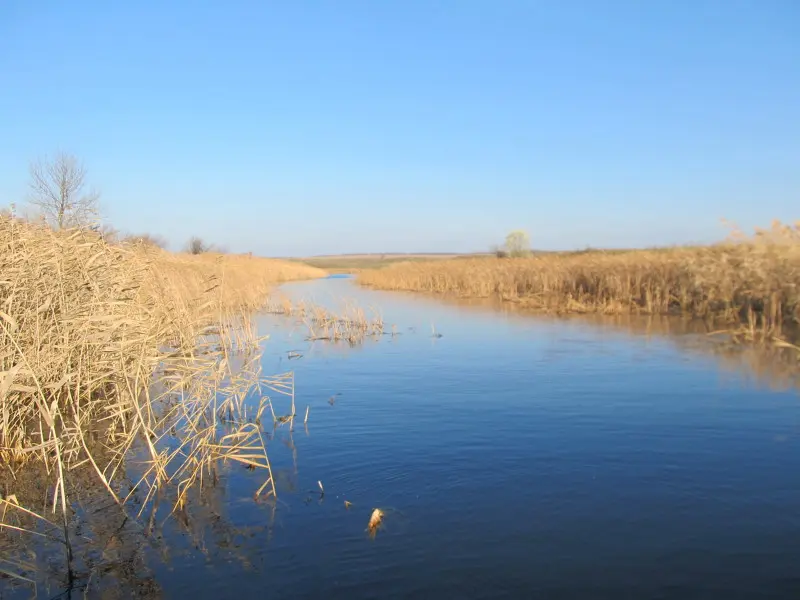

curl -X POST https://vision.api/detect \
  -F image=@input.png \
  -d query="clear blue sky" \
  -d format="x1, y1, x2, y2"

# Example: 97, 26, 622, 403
1, 1, 798, 255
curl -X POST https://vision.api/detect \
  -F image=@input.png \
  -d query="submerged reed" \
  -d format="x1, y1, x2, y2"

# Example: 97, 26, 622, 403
266, 297, 385, 343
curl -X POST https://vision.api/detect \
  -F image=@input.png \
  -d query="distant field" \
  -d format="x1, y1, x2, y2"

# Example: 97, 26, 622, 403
293, 253, 487, 272
292, 249, 673, 272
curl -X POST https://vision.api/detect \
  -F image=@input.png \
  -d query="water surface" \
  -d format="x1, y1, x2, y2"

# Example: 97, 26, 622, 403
15, 277, 800, 599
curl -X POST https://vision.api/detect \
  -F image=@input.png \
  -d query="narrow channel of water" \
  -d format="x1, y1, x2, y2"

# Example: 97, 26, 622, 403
156, 277, 800, 599
8, 276, 800, 599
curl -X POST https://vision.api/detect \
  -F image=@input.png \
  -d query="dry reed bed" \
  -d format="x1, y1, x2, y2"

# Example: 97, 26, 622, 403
360, 221, 800, 339
0, 216, 324, 584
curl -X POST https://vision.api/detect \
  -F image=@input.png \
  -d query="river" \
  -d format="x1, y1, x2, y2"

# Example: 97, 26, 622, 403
9, 276, 800, 599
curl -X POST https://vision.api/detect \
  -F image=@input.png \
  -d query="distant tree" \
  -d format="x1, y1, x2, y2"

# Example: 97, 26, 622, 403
490, 244, 509, 258
27, 151, 100, 230
124, 232, 168, 249
504, 230, 531, 257
2, 202, 44, 225
186, 236, 210, 255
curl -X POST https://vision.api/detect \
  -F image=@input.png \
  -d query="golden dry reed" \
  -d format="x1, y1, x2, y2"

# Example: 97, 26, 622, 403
360, 220, 800, 339
0, 215, 324, 578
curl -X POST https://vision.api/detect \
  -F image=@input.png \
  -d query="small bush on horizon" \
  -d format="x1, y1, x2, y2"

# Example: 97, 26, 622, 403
123, 232, 169, 249
187, 236, 211, 255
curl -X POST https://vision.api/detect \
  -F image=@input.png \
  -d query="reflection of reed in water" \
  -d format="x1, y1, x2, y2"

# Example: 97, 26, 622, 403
542, 312, 800, 392
700, 340, 800, 392
1, 448, 281, 598
579, 313, 800, 391
0, 354, 296, 596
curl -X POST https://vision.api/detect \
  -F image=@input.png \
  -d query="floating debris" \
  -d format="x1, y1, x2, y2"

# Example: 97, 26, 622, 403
344, 500, 353, 509
368, 508, 385, 538
318, 481, 325, 496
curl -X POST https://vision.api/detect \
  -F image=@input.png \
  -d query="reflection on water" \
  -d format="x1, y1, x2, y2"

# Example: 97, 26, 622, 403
4, 277, 800, 599
358, 281, 800, 393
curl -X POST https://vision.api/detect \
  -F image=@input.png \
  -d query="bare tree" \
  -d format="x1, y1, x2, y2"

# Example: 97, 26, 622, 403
27, 151, 100, 230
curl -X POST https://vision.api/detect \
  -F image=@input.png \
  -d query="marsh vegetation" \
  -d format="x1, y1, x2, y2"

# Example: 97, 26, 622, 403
360, 220, 800, 346
0, 214, 326, 592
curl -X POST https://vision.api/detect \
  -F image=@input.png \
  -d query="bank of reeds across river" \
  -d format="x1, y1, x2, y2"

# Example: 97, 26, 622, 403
0, 215, 325, 588
359, 221, 800, 345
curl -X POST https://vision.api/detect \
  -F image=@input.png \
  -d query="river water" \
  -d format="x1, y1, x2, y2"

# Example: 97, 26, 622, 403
8, 276, 800, 599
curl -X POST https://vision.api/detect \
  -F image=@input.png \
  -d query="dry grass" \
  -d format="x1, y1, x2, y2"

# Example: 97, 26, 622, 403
360, 220, 800, 340
0, 215, 324, 585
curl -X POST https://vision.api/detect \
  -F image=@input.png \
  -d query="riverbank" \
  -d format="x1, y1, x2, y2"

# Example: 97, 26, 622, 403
359, 221, 800, 342
0, 215, 324, 526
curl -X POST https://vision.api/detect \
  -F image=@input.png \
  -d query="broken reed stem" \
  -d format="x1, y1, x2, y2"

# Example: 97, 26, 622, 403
291, 371, 296, 416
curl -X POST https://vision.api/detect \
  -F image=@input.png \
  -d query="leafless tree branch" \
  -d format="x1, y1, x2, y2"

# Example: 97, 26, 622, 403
27, 152, 101, 230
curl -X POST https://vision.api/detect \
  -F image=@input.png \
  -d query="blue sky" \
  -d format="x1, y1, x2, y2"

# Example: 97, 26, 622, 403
1, 1, 798, 255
